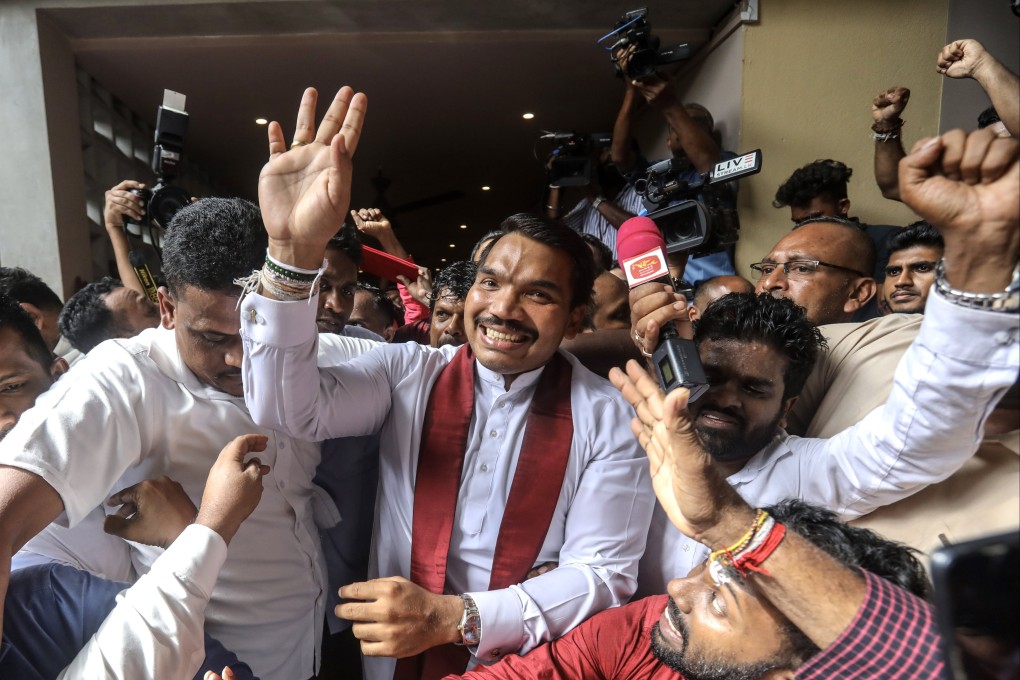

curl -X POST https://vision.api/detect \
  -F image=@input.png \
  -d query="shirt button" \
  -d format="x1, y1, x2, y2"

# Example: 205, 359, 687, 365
278, 441, 286, 449
481, 464, 489, 472
489, 430, 498, 437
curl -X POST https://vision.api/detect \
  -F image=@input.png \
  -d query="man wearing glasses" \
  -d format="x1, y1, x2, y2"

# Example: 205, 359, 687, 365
751, 216, 878, 325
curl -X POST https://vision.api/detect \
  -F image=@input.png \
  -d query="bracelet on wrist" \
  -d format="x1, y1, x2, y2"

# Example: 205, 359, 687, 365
871, 118, 905, 135
934, 259, 1020, 313
708, 509, 787, 586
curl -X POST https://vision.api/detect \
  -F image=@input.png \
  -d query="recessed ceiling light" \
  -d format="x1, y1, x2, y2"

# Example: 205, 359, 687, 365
522, 113, 535, 120
449, 243, 456, 248
481, 186, 491, 191
255, 118, 268, 125
441, 258, 447, 263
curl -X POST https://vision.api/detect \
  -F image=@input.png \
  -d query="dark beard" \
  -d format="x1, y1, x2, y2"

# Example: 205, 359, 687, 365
691, 410, 782, 464
651, 600, 789, 680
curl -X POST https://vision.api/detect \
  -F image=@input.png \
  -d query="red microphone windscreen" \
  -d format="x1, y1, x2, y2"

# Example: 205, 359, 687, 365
616, 216, 666, 262
617, 216, 670, 288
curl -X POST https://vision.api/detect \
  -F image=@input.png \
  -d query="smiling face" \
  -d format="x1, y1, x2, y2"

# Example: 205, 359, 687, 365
159, 285, 245, 397
651, 563, 799, 679
881, 245, 941, 314
465, 233, 585, 385
689, 338, 794, 468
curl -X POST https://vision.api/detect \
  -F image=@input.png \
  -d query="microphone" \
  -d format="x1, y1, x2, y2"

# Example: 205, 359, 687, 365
617, 216, 708, 400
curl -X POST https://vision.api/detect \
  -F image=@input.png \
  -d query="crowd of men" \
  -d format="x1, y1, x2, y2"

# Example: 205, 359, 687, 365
0, 34, 1017, 680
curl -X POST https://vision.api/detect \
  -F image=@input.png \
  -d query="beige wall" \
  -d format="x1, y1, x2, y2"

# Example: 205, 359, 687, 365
736, 0, 949, 271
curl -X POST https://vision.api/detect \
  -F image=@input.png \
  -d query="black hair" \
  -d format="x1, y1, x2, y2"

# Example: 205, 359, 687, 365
58, 277, 128, 353
766, 499, 932, 662
470, 229, 505, 262
978, 106, 1002, 129
161, 198, 268, 295
327, 223, 363, 265
0, 293, 52, 371
791, 216, 877, 278
354, 282, 404, 327
694, 292, 826, 400
887, 220, 944, 256
773, 159, 852, 209
430, 260, 476, 313
488, 213, 597, 310
682, 102, 715, 132
0, 267, 63, 312
579, 233, 614, 275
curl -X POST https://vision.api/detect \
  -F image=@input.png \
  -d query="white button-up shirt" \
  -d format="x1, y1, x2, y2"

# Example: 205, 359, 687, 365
0, 326, 326, 679
57, 524, 227, 680
636, 290, 1020, 597
241, 292, 654, 677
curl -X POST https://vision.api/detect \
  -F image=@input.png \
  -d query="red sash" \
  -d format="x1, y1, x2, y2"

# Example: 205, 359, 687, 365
395, 345, 574, 679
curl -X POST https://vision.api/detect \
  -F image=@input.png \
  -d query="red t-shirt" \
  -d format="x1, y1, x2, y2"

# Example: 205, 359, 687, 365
451, 572, 944, 680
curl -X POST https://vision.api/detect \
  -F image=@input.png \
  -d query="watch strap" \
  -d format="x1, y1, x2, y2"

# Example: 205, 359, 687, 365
934, 259, 1020, 313
456, 594, 481, 647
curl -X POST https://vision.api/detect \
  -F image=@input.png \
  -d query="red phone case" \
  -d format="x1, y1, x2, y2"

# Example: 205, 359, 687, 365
359, 245, 420, 281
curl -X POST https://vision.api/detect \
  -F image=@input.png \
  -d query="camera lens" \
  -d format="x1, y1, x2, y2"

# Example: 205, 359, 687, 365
148, 184, 192, 229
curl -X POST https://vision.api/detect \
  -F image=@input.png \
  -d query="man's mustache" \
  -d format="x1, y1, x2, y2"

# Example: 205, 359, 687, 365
474, 315, 538, 340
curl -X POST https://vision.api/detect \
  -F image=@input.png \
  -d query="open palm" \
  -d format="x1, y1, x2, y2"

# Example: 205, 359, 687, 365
258, 87, 367, 267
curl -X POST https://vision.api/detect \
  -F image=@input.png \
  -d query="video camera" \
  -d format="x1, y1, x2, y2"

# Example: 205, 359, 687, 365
541, 131, 612, 188
126, 90, 193, 232
636, 150, 763, 256
599, 8, 691, 80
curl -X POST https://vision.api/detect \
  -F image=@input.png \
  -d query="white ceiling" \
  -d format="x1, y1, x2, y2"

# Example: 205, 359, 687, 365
43, 0, 738, 265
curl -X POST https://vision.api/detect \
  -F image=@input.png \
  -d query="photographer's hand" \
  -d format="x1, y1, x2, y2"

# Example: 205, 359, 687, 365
103, 180, 148, 295
258, 87, 368, 269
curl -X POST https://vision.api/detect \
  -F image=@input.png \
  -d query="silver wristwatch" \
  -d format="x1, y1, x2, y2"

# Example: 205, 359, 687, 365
591, 195, 606, 210
456, 594, 481, 647
934, 260, 1020, 313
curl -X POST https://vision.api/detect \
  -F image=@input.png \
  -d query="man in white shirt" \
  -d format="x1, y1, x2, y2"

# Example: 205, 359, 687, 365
0, 196, 343, 678
628, 127, 1020, 596
4, 434, 269, 680
240, 86, 654, 678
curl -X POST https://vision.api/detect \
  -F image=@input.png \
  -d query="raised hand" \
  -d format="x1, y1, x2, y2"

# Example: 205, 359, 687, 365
258, 87, 368, 269
898, 128, 1019, 292
937, 39, 989, 79
396, 267, 433, 307
608, 360, 750, 546
872, 86, 910, 125
104, 179, 147, 229
350, 208, 391, 240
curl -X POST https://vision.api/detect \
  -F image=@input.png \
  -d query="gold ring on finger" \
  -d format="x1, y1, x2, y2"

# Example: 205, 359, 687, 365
290, 140, 309, 149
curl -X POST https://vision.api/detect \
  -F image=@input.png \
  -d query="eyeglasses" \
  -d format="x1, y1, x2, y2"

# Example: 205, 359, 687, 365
749, 260, 867, 280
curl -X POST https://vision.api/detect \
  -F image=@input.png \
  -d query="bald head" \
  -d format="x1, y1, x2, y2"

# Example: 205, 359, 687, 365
690, 275, 754, 321
755, 219, 877, 325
